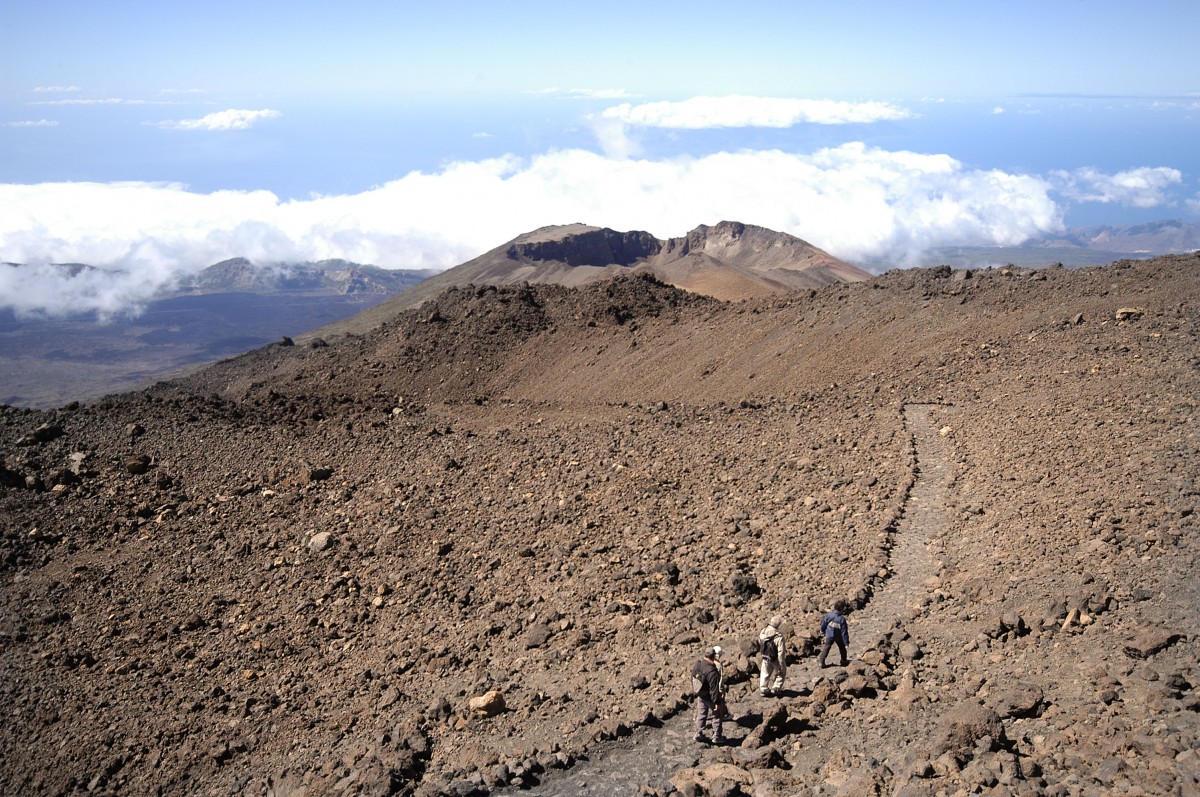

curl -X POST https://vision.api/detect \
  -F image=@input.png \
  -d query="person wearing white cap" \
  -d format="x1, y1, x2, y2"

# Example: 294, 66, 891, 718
758, 615, 787, 697
689, 645, 727, 744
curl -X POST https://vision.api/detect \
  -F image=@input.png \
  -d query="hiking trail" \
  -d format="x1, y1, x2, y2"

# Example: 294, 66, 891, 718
502, 403, 956, 795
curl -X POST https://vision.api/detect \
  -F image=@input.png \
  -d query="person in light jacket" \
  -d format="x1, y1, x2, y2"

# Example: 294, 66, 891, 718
758, 616, 786, 696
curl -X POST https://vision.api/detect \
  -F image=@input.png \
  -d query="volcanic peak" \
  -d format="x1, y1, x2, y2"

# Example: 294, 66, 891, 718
505, 226, 661, 267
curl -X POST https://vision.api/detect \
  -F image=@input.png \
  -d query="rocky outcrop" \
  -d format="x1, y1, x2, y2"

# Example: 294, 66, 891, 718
506, 228, 661, 267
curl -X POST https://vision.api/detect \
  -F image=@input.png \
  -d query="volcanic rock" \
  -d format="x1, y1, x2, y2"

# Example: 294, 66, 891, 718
468, 691, 506, 718
0, 253, 1197, 797
932, 702, 1005, 756
1124, 626, 1186, 659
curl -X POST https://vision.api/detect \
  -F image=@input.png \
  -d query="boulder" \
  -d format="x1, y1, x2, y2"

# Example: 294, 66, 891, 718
750, 769, 811, 797
728, 574, 761, 605
17, 423, 65, 446
669, 763, 753, 797
525, 622, 553, 649
731, 743, 785, 770
886, 668, 929, 712
125, 454, 152, 475
808, 680, 840, 706
898, 640, 923, 661
840, 673, 879, 699
932, 701, 1004, 755
1123, 626, 1185, 659
987, 682, 1044, 719
741, 704, 789, 749
468, 690, 505, 718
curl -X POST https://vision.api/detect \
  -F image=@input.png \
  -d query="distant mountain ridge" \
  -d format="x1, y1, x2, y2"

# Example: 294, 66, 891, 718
0, 258, 434, 409
856, 218, 1200, 271
175, 257, 434, 296
1030, 218, 1200, 254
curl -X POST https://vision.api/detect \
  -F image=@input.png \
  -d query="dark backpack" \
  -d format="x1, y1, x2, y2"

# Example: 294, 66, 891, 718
759, 636, 778, 662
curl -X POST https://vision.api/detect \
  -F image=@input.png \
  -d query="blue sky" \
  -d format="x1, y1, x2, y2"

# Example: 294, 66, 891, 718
2, 0, 1199, 315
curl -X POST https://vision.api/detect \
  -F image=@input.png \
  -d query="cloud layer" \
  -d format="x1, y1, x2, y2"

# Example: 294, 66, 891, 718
592, 95, 914, 157
1, 142, 1077, 316
155, 108, 282, 131
1052, 166, 1183, 208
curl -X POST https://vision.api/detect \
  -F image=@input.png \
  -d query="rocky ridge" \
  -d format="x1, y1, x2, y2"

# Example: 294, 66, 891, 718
175, 258, 433, 296
307, 221, 866, 339
0, 254, 1197, 796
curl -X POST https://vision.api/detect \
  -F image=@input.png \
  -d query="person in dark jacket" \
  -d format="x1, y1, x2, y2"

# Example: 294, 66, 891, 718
690, 646, 726, 743
818, 600, 851, 668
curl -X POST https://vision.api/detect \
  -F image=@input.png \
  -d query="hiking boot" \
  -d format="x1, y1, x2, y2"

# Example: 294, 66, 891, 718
713, 736, 727, 745
693, 733, 710, 744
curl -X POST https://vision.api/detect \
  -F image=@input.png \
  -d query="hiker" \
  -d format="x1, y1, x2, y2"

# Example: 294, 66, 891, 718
818, 599, 851, 668
690, 646, 727, 744
758, 615, 787, 696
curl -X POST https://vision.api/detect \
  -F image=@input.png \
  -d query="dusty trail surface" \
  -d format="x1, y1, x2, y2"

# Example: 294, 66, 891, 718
505, 402, 957, 794
842, 403, 951, 648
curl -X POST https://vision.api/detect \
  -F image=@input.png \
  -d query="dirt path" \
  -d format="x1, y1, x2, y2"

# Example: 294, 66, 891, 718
850, 403, 953, 647
502, 403, 956, 795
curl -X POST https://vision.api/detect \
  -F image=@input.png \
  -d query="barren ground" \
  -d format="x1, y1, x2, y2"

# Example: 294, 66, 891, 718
1, 255, 1198, 796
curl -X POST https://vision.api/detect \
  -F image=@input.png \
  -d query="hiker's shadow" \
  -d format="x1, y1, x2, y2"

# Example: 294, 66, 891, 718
732, 704, 815, 740
732, 710, 760, 729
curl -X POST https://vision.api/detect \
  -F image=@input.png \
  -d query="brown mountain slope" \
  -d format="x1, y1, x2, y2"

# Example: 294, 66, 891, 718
0, 255, 1197, 797
306, 220, 866, 339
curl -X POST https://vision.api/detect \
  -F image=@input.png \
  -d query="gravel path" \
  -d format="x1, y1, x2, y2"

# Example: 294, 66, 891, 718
850, 402, 954, 647
503, 403, 956, 794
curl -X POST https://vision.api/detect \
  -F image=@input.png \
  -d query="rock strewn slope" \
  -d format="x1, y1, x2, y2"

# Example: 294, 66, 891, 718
0, 254, 1197, 796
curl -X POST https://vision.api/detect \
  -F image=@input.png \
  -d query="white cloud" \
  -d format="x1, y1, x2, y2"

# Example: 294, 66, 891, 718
155, 108, 281, 131
991, 106, 1006, 114
4, 120, 59, 128
0, 143, 1066, 315
31, 85, 81, 93
0, 262, 164, 321
593, 96, 915, 158
1052, 166, 1183, 208
601, 96, 913, 129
